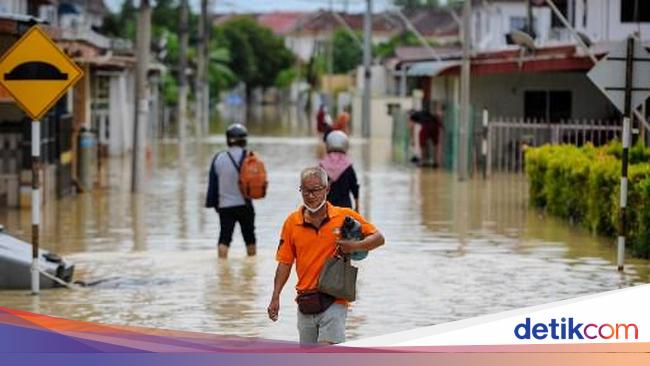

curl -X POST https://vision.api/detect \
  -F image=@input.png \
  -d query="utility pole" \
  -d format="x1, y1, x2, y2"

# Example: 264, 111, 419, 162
178, 0, 189, 142
527, 0, 533, 35
362, 0, 372, 138
458, 0, 471, 181
327, 0, 333, 96
196, 0, 206, 136
132, 0, 151, 193
202, 0, 211, 134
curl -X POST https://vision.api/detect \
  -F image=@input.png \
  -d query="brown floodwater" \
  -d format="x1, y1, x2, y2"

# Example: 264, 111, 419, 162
0, 106, 648, 341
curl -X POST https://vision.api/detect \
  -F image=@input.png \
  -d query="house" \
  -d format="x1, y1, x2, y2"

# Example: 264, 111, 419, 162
0, 0, 143, 209
473, 0, 650, 50
394, 0, 650, 124
380, 0, 650, 171
215, 10, 459, 63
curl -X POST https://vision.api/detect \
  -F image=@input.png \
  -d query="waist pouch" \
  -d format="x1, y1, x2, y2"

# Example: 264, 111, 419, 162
296, 291, 335, 315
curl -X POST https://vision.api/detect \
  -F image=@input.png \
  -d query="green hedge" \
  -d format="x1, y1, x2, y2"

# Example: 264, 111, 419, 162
525, 141, 650, 258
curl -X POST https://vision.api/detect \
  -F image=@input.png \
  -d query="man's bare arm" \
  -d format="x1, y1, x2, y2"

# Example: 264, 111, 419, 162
267, 263, 291, 321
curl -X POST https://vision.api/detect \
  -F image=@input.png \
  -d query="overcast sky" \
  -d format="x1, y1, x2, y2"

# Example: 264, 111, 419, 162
104, 0, 402, 14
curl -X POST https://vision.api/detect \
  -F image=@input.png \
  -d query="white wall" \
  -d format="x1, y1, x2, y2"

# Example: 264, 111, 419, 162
470, 72, 615, 119
575, 0, 650, 42
284, 36, 316, 60
287, 32, 394, 61
38, 4, 56, 24
0, 0, 26, 14
355, 65, 387, 96
473, 0, 650, 50
352, 93, 413, 138
477, 0, 650, 49
475, 2, 552, 50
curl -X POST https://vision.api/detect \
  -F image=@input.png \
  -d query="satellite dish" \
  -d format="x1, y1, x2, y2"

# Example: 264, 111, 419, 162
577, 31, 593, 48
509, 30, 536, 51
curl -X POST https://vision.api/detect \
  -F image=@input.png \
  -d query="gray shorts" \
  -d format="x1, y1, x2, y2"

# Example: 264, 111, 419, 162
297, 303, 347, 344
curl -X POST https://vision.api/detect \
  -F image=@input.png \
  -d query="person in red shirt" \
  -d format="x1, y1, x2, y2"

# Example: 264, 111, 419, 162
410, 103, 443, 167
267, 167, 385, 344
316, 104, 333, 137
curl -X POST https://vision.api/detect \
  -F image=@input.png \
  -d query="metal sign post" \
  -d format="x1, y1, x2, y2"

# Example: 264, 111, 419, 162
588, 36, 650, 271
0, 26, 83, 293
31, 120, 40, 294
618, 37, 635, 272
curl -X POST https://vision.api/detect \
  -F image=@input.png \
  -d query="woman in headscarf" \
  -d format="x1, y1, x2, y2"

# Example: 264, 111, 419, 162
319, 131, 359, 211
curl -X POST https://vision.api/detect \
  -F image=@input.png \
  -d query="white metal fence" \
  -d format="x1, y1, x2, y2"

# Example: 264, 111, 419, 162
485, 117, 622, 174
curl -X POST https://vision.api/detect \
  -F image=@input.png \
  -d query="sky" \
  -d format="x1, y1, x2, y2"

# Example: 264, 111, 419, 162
105, 0, 402, 14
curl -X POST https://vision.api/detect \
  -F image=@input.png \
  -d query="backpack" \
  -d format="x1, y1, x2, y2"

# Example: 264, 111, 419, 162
227, 150, 268, 199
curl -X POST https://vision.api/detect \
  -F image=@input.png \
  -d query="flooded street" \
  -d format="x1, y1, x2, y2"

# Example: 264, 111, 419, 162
1, 107, 649, 342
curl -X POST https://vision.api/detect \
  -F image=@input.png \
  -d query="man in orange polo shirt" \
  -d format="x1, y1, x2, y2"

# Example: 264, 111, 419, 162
267, 166, 385, 344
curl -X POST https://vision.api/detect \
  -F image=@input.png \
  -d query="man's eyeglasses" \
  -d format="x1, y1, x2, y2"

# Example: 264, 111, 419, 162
299, 186, 326, 196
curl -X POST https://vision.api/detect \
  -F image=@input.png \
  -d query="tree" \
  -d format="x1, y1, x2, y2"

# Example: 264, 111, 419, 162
331, 28, 363, 74
152, 0, 179, 31
274, 67, 298, 89
374, 31, 421, 59
208, 47, 236, 97
99, 0, 137, 39
214, 16, 295, 94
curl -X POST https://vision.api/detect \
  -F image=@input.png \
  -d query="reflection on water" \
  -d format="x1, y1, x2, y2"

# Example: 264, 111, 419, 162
0, 106, 648, 341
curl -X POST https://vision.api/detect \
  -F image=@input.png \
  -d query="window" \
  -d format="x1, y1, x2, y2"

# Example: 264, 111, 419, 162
621, 0, 650, 22
551, 0, 572, 28
510, 16, 527, 32
524, 91, 572, 122
549, 91, 572, 122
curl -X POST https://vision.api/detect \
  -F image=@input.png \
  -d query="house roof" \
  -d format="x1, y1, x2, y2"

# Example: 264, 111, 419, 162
407, 60, 460, 76
395, 43, 618, 78
443, 45, 604, 76
293, 10, 402, 34
399, 8, 459, 37
395, 46, 462, 62
212, 9, 465, 42
257, 12, 309, 36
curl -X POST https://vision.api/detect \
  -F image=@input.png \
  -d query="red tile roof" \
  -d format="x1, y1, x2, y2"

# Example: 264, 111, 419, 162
257, 12, 311, 35
214, 10, 460, 39
294, 11, 402, 34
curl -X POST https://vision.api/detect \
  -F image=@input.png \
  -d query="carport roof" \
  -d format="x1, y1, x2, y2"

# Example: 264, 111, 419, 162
406, 60, 460, 76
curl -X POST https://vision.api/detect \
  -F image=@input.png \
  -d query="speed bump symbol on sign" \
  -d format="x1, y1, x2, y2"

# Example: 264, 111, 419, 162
0, 25, 83, 120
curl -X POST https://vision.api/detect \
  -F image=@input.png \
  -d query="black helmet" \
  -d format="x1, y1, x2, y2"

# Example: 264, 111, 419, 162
226, 123, 247, 146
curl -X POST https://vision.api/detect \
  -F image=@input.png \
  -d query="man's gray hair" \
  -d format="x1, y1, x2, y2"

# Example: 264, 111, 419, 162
300, 166, 328, 187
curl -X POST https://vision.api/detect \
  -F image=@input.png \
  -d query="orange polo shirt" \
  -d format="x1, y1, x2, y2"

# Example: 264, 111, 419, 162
276, 203, 378, 303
